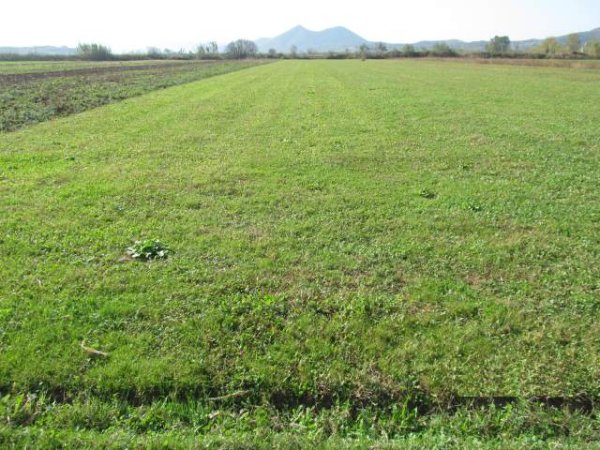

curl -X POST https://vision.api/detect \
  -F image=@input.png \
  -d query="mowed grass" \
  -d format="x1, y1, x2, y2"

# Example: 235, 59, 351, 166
1, 60, 599, 446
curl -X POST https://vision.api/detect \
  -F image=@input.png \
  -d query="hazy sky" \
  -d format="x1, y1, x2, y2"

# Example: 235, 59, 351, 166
1, 0, 599, 51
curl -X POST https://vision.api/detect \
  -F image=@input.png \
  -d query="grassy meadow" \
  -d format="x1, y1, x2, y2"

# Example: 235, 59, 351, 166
0, 59, 599, 447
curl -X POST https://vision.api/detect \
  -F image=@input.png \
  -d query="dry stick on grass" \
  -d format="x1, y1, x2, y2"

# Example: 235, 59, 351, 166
208, 390, 251, 402
80, 341, 109, 357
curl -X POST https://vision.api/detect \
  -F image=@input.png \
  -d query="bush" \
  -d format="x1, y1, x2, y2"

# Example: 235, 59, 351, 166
531, 37, 562, 57
403, 44, 417, 57
431, 43, 457, 57
584, 40, 600, 58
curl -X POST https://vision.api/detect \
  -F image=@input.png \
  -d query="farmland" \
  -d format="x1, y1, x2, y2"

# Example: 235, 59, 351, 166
0, 60, 263, 131
0, 60, 191, 75
1, 59, 599, 447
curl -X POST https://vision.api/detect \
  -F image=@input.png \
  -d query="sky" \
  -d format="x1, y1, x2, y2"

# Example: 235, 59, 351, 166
1, 0, 599, 52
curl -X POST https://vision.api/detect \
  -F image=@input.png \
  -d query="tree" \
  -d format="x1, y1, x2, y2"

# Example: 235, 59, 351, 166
374, 42, 387, 55
208, 41, 219, 54
431, 42, 456, 56
77, 43, 113, 61
196, 41, 219, 59
566, 33, 581, 54
358, 43, 369, 59
225, 40, 258, 59
289, 45, 298, 57
267, 48, 277, 58
535, 37, 562, 56
584, 40, 600, 58
147, 47, 163, 59
486, 36, 511, 55
403, 44, 417, 56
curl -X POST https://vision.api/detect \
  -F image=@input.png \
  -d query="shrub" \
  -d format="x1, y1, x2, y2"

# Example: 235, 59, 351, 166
431, 43, 457, 57
584, 40, 600, 58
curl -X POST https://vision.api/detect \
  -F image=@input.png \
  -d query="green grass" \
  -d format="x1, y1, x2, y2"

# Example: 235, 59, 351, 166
2, 396, 599, 448
1, 60, 599, 446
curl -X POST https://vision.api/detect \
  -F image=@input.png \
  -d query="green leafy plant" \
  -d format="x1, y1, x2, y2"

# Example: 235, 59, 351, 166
126, 239, 171, 261
419, 189, 437, 199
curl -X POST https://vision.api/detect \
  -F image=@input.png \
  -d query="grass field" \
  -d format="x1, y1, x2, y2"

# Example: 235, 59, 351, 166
0, 60, 263, 131
1, 59, 599, 447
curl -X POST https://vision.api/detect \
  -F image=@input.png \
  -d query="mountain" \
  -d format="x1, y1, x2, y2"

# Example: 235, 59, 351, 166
0, 46, 77, 55
409, 27, 600, 52
515, 27, 600, 51
256, 25, 368, 53
256, 25, 600, 54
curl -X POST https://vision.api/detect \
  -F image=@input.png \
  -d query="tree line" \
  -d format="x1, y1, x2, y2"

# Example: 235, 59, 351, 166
2, 34, 599, 62
74, 34, 600, 61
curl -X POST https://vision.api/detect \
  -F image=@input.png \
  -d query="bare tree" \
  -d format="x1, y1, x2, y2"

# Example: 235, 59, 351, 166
77, 43, 113, 61
196, 41, 220, 59
374, 42, 387, 56
226, 40, 258, 59
359, 43, 369, 59
147, 47, 162, 58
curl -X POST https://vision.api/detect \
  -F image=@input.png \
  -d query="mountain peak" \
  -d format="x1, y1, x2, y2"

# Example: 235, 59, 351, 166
290, 25, 308, 32
256, 25, 368, 53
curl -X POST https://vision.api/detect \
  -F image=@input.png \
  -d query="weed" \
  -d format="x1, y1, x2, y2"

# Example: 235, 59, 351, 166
126, 239, 171, 261
419, 189, 437, 199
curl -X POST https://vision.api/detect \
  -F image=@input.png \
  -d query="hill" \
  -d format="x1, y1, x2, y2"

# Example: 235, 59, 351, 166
514, 27, 600, 51
410, 27, 600, 52
256, 25, 600, 53
255, 25, 368, 53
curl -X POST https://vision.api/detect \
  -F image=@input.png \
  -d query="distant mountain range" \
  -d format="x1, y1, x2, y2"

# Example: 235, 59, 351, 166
0, 46, 77, 55
2, 26, 599, 56
256, 25, 600, 53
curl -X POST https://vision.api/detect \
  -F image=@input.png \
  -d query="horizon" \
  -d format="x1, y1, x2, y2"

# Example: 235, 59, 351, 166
1, 0, 599, 52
